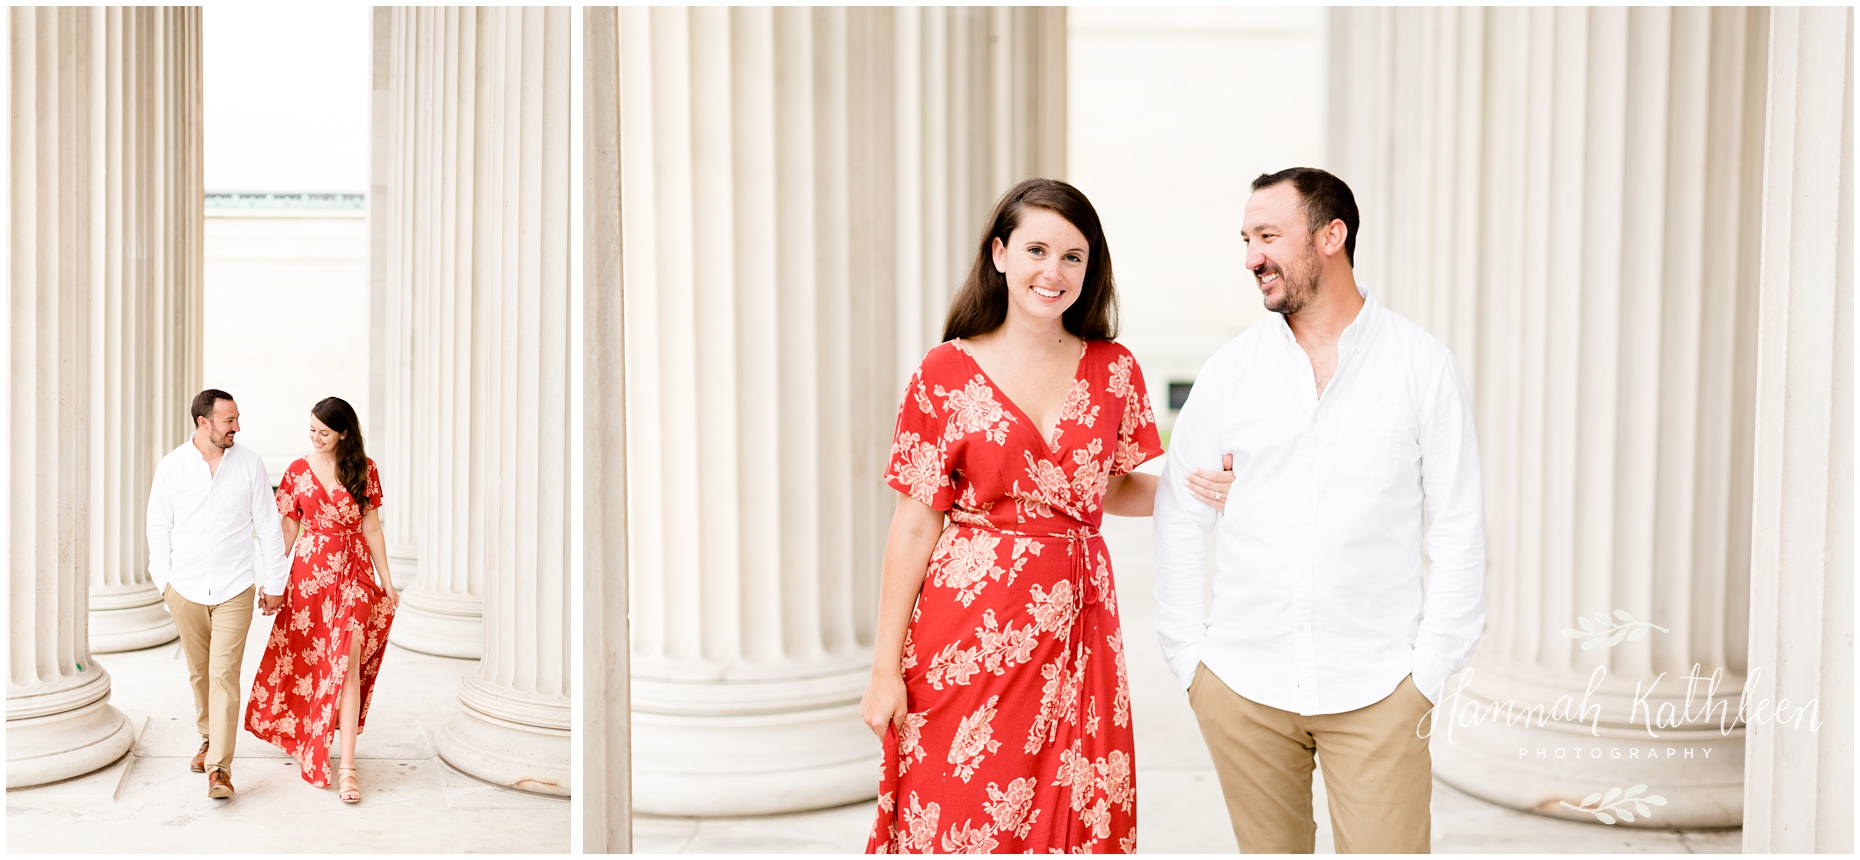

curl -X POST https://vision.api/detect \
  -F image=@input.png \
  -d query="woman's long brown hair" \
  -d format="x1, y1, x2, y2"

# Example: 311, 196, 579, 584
311, 397, 371, 513
942, 178, 1118, 342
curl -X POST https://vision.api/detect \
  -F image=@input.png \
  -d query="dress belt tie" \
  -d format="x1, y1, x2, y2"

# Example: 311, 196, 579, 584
972, 523, 1099, 607
965, 521, 1100, 845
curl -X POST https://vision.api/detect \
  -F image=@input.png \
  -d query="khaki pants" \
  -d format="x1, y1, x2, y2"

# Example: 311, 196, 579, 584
1188, 664, 1434, 853
164, 585, 255, 776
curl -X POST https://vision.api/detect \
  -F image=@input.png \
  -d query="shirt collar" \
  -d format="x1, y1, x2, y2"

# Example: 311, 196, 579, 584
1270, 281, 1379, 347
185, 438, 241, 465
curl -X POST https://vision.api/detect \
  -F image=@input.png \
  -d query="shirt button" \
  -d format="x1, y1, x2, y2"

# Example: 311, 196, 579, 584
1298, 624, 1307, 632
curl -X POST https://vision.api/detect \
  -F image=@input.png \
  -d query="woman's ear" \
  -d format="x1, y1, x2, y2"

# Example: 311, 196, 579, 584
992, 236, 1007, 274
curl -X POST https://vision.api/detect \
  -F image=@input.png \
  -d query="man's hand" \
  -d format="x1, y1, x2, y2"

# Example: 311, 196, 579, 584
259, 592, 286, 616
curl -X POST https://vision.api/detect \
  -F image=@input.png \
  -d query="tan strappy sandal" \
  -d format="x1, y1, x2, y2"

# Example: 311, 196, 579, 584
338, 764, 361, 803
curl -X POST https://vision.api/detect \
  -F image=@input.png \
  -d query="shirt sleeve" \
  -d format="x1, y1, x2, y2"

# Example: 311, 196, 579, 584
1109, 349, 1165, 476
885, 362, 956, 512
146, 457, 174, 596
251, 458, 292, 597
1409, 349, 1488, 704
1151, 350, 1228, 690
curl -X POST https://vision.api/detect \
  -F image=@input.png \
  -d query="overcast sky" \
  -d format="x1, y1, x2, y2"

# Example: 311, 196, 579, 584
205, 6, 370, 193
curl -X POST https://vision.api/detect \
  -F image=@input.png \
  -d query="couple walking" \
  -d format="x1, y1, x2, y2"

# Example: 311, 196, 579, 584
147, 390, 399, 803
862, 168, 1486, 853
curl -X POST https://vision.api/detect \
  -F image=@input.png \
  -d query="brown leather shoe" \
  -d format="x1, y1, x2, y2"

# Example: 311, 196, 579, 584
206, 769, 234, 799
190, 741, 209, 773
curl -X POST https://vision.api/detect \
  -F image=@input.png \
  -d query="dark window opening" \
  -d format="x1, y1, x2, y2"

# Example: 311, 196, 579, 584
1168, 381, 1194, 411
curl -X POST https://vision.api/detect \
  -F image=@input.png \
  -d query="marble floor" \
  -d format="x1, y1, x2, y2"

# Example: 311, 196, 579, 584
6, 608, 569, 854
634, 515, 1744, 854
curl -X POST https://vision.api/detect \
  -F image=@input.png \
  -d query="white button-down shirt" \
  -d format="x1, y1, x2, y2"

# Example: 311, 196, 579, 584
1152, 285, 1486, 713
146, 439, 291, 605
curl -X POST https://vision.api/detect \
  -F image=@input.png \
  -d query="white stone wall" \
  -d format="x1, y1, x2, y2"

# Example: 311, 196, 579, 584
1067, 7, 1326, 431
202, 206, 370, 480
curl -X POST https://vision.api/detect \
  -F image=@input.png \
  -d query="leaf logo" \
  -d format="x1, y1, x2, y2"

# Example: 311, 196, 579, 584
1559, 785, 1666, 825
1561, 610, 1669, 650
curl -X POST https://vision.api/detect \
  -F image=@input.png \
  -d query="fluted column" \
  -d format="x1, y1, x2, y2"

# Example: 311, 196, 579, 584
367, 6, 395, 561
431, 5, 572, 796
585, 5, 631, 849
5, 6, 207, 787
380, 6, 482, 658
611, 6, 1064, 816
1743, 7, 1853, 852
1330, 7, 1768, 828
87, 6, 202, 653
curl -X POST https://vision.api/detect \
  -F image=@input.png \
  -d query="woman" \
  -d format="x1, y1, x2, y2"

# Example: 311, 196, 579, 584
862, 179, 1232, 853
245, 396, 399, 804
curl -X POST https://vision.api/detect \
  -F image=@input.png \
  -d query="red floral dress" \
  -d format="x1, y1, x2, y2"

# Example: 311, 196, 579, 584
868, 338, 1163, 854
244, 458, 396, 787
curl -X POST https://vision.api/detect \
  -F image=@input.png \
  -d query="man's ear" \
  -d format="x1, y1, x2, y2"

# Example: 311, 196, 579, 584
1318, 218, 1349, 259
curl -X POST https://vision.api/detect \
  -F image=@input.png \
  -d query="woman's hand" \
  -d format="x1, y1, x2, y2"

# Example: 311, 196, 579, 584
861, 667, 909, 739
380, 580, 400, 608
1187, 453, 1237, 512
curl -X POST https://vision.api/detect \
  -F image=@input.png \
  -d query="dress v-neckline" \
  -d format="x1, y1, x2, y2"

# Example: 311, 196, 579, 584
956, 337, 1091, 459
304, 458, 345, 502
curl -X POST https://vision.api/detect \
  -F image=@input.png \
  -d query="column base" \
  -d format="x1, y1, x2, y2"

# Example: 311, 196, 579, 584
435, 699, 570, 797
88, 584, 177, 652
632, 702, 880, 816
6, 671, 135, 789
388, 586, 483, 658
1432, 686, 1744, 829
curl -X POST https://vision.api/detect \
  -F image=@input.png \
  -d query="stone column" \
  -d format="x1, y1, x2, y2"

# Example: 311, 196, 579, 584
88, 6, 202, 653
1329, 7, 1768, 828
430, 5, 572, 796
612, 5, 1065, 816
584, 5, 631, 849
1742, 7, 1853, 852
5, 5, 207, 787
367, 6, 394, 532
379, 6, 482, 658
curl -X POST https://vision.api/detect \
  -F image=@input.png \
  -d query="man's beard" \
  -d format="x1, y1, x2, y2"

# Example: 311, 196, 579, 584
209, 428, 235, 449
1261, 252, 1320, 316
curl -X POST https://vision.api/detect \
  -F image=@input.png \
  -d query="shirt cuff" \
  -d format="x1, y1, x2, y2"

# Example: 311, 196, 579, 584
262, 570, 289, 597
1169, 644, 1205, 693
1410, 653, 1457, 705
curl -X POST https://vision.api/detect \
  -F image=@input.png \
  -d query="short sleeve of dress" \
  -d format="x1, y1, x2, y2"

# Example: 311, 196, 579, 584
1108, 347, 1166, 476
365, 459, 384, 510
885, 361, 956, 511
275, 462, 303, 519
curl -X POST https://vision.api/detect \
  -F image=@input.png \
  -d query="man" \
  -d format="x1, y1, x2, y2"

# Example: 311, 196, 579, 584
147, 389, 290, 799
1152, 168, 1486, 853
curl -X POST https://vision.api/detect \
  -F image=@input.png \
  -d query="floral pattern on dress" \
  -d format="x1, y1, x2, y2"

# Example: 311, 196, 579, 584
869, 339, 1162, 854
244, 458, 395, 787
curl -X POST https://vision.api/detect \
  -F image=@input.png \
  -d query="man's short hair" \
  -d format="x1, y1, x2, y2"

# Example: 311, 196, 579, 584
1251, 167, 1360, 265
190, 389, 234, 425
